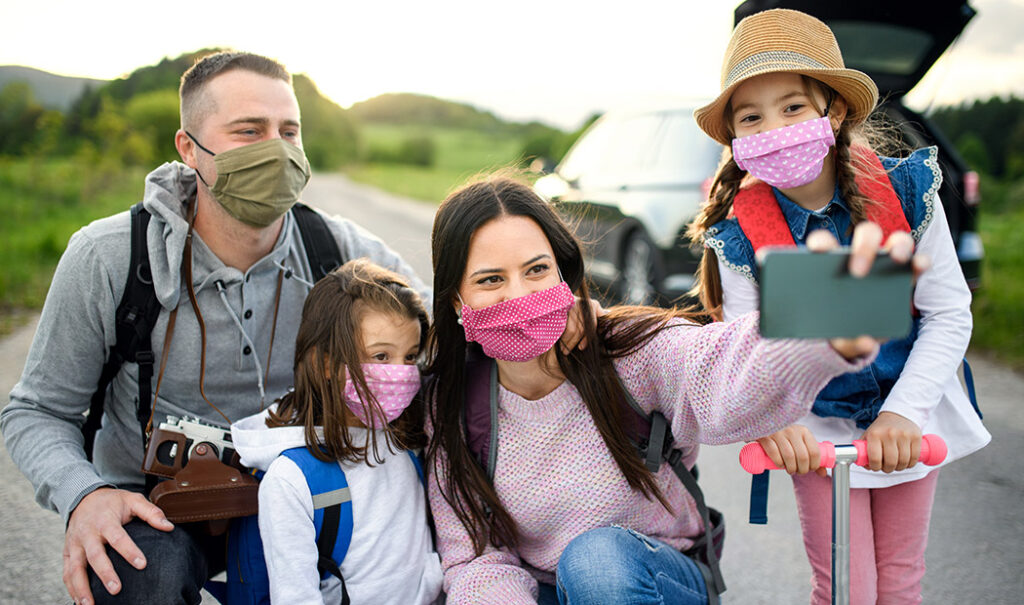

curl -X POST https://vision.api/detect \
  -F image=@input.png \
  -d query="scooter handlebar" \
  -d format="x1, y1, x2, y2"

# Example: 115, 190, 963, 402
739, 434, 947, 474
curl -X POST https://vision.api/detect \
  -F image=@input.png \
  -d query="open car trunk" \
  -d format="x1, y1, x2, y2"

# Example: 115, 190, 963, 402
734, 0, 975, 98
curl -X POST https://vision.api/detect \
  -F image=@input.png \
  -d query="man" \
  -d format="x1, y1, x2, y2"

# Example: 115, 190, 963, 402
1, 52, 429, 605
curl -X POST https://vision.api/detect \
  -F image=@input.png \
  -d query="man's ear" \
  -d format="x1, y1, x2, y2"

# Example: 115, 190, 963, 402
174, 129, 198, 168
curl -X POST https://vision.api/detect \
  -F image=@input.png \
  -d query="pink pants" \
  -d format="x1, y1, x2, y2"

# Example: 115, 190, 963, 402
791, 470, 940, 605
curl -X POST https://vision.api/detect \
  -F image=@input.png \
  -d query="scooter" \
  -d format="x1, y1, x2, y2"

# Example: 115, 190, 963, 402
740, 435, 947, 605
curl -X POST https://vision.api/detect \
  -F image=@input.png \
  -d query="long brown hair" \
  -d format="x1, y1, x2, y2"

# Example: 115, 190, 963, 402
426, 173, 703, 555
267, 259, 429, 464
686, 76, 904, 318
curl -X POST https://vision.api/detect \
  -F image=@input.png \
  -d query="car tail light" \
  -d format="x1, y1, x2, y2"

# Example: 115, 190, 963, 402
963, 171, 980, 207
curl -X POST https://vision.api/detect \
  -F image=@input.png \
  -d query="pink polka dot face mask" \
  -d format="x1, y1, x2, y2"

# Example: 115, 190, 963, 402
344, 363, 421, 428
732, 116, 836, 189
459, 281, 576, 362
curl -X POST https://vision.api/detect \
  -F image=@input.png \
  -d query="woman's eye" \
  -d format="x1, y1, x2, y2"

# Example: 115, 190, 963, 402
527, 263, 549, 275
476, 275, 501, 285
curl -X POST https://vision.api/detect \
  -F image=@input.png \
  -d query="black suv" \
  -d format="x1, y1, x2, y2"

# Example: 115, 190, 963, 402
537, 0, 983, 305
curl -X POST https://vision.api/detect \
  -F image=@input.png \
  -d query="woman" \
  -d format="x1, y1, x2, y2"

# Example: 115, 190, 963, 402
424, 174, 901, 605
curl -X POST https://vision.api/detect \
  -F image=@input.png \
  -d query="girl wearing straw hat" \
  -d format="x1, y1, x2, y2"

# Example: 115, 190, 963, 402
687, 9, 989, 605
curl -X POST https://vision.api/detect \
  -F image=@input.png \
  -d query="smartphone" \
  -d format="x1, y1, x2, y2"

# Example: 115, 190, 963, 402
759, 248, 913, 339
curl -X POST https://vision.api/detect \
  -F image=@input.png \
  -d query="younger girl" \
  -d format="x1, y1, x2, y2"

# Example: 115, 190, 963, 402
231, 259, 443, 604
688, 9, 990, 604
425, 173, 900, 605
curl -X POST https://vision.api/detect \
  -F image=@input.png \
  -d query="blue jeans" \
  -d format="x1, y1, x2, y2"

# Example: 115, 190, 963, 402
540, 526, 709, 605
86, 519, 224, 604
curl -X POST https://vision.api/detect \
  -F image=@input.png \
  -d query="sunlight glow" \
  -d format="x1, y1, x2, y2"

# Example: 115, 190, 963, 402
2, 0, 1022, 128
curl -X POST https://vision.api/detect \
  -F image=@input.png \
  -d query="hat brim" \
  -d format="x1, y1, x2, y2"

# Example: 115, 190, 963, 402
694, 67, 879, 146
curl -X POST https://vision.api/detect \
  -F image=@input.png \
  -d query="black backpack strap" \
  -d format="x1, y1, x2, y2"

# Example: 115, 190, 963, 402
86, 202, 162, 462
665, 439, 726, 599
316, 503, 350, 605
618, 383, 726, 599
464, 347, 499, 479
292, 202, 343, 282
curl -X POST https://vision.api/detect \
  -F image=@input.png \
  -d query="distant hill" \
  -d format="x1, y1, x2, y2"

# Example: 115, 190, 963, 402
350, 92, 512, 131
0, 65, 106, 111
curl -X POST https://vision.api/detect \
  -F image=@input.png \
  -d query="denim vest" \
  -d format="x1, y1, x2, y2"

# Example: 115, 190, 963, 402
705, 147, 941, 428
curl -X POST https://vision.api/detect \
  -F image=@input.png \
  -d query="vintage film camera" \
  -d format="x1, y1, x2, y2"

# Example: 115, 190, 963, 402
144, 415, 259, 524
142, 415, 240, 478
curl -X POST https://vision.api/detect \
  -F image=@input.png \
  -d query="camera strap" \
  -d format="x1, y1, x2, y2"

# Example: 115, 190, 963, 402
86, 201, 342, 462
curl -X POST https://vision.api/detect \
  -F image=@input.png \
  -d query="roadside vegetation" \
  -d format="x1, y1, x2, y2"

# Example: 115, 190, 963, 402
932, 98, 1024, 369
0, 54, 1020, 369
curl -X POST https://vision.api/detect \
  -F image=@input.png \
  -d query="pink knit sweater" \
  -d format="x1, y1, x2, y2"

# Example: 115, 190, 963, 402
429, 312, 872, 604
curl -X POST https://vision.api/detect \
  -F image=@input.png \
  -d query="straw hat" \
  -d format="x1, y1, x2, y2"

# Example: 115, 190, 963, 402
694, 8, 879, 145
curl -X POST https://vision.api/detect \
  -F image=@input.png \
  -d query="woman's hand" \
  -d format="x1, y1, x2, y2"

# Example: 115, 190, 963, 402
804, 222, 929, 360
860, 411, 923, 472
756, 425, 827, 476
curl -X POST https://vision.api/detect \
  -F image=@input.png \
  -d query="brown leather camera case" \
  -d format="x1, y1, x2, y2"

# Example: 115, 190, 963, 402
148, 442, 259, 523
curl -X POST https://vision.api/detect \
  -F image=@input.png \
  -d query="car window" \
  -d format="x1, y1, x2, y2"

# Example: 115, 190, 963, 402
830, 22, 933, 77
559, 113, 665, 189
651, 113, 722, 184
558, 117, 615, 184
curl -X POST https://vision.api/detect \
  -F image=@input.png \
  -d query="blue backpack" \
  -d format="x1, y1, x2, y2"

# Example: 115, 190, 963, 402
207, 446, 425, 605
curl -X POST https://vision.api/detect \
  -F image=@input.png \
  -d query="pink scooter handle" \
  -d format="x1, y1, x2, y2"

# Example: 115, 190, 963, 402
739, 434, 947, 474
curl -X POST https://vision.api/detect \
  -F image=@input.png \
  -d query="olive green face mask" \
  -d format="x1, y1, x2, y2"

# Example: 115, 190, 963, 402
187, 133, 311, 228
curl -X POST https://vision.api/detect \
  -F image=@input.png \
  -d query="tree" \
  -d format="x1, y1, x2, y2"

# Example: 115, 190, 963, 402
293, 75, 360, 170
124, 90, 181, 164
0, 82, 45, 155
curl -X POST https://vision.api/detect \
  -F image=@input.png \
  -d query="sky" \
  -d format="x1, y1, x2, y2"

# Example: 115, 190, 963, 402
3, 0, 1023, 130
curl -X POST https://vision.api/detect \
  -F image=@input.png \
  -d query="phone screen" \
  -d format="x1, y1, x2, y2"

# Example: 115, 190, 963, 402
759, 249, 913, 339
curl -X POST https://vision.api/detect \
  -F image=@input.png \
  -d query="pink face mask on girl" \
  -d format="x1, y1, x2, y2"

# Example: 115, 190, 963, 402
344, 363, 421, 428
458, 281, 576, 362
732, 116, 836, 189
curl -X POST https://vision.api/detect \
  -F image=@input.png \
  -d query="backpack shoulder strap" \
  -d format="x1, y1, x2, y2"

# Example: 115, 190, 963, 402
463, 347, 499, 479
407, 450, 426, 486
615, 376, 726, 599
282, 447, 353, 605
291, 202, 344, 282
732, 181, 795, 254
85, 202, 162, 461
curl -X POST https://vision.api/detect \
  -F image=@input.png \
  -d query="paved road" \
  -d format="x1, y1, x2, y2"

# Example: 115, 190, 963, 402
2, 173, 1021, 603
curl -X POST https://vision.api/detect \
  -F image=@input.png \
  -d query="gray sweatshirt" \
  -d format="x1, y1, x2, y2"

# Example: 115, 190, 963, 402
1, 162, 431, 522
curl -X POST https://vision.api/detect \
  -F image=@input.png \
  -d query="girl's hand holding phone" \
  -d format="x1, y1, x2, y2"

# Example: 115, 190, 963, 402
801, 222, 928, 360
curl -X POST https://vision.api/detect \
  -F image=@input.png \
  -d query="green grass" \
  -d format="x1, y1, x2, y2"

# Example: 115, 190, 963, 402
0, 156, 144, 326
343, 124, 526, 202
971, 204, 1024, 369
